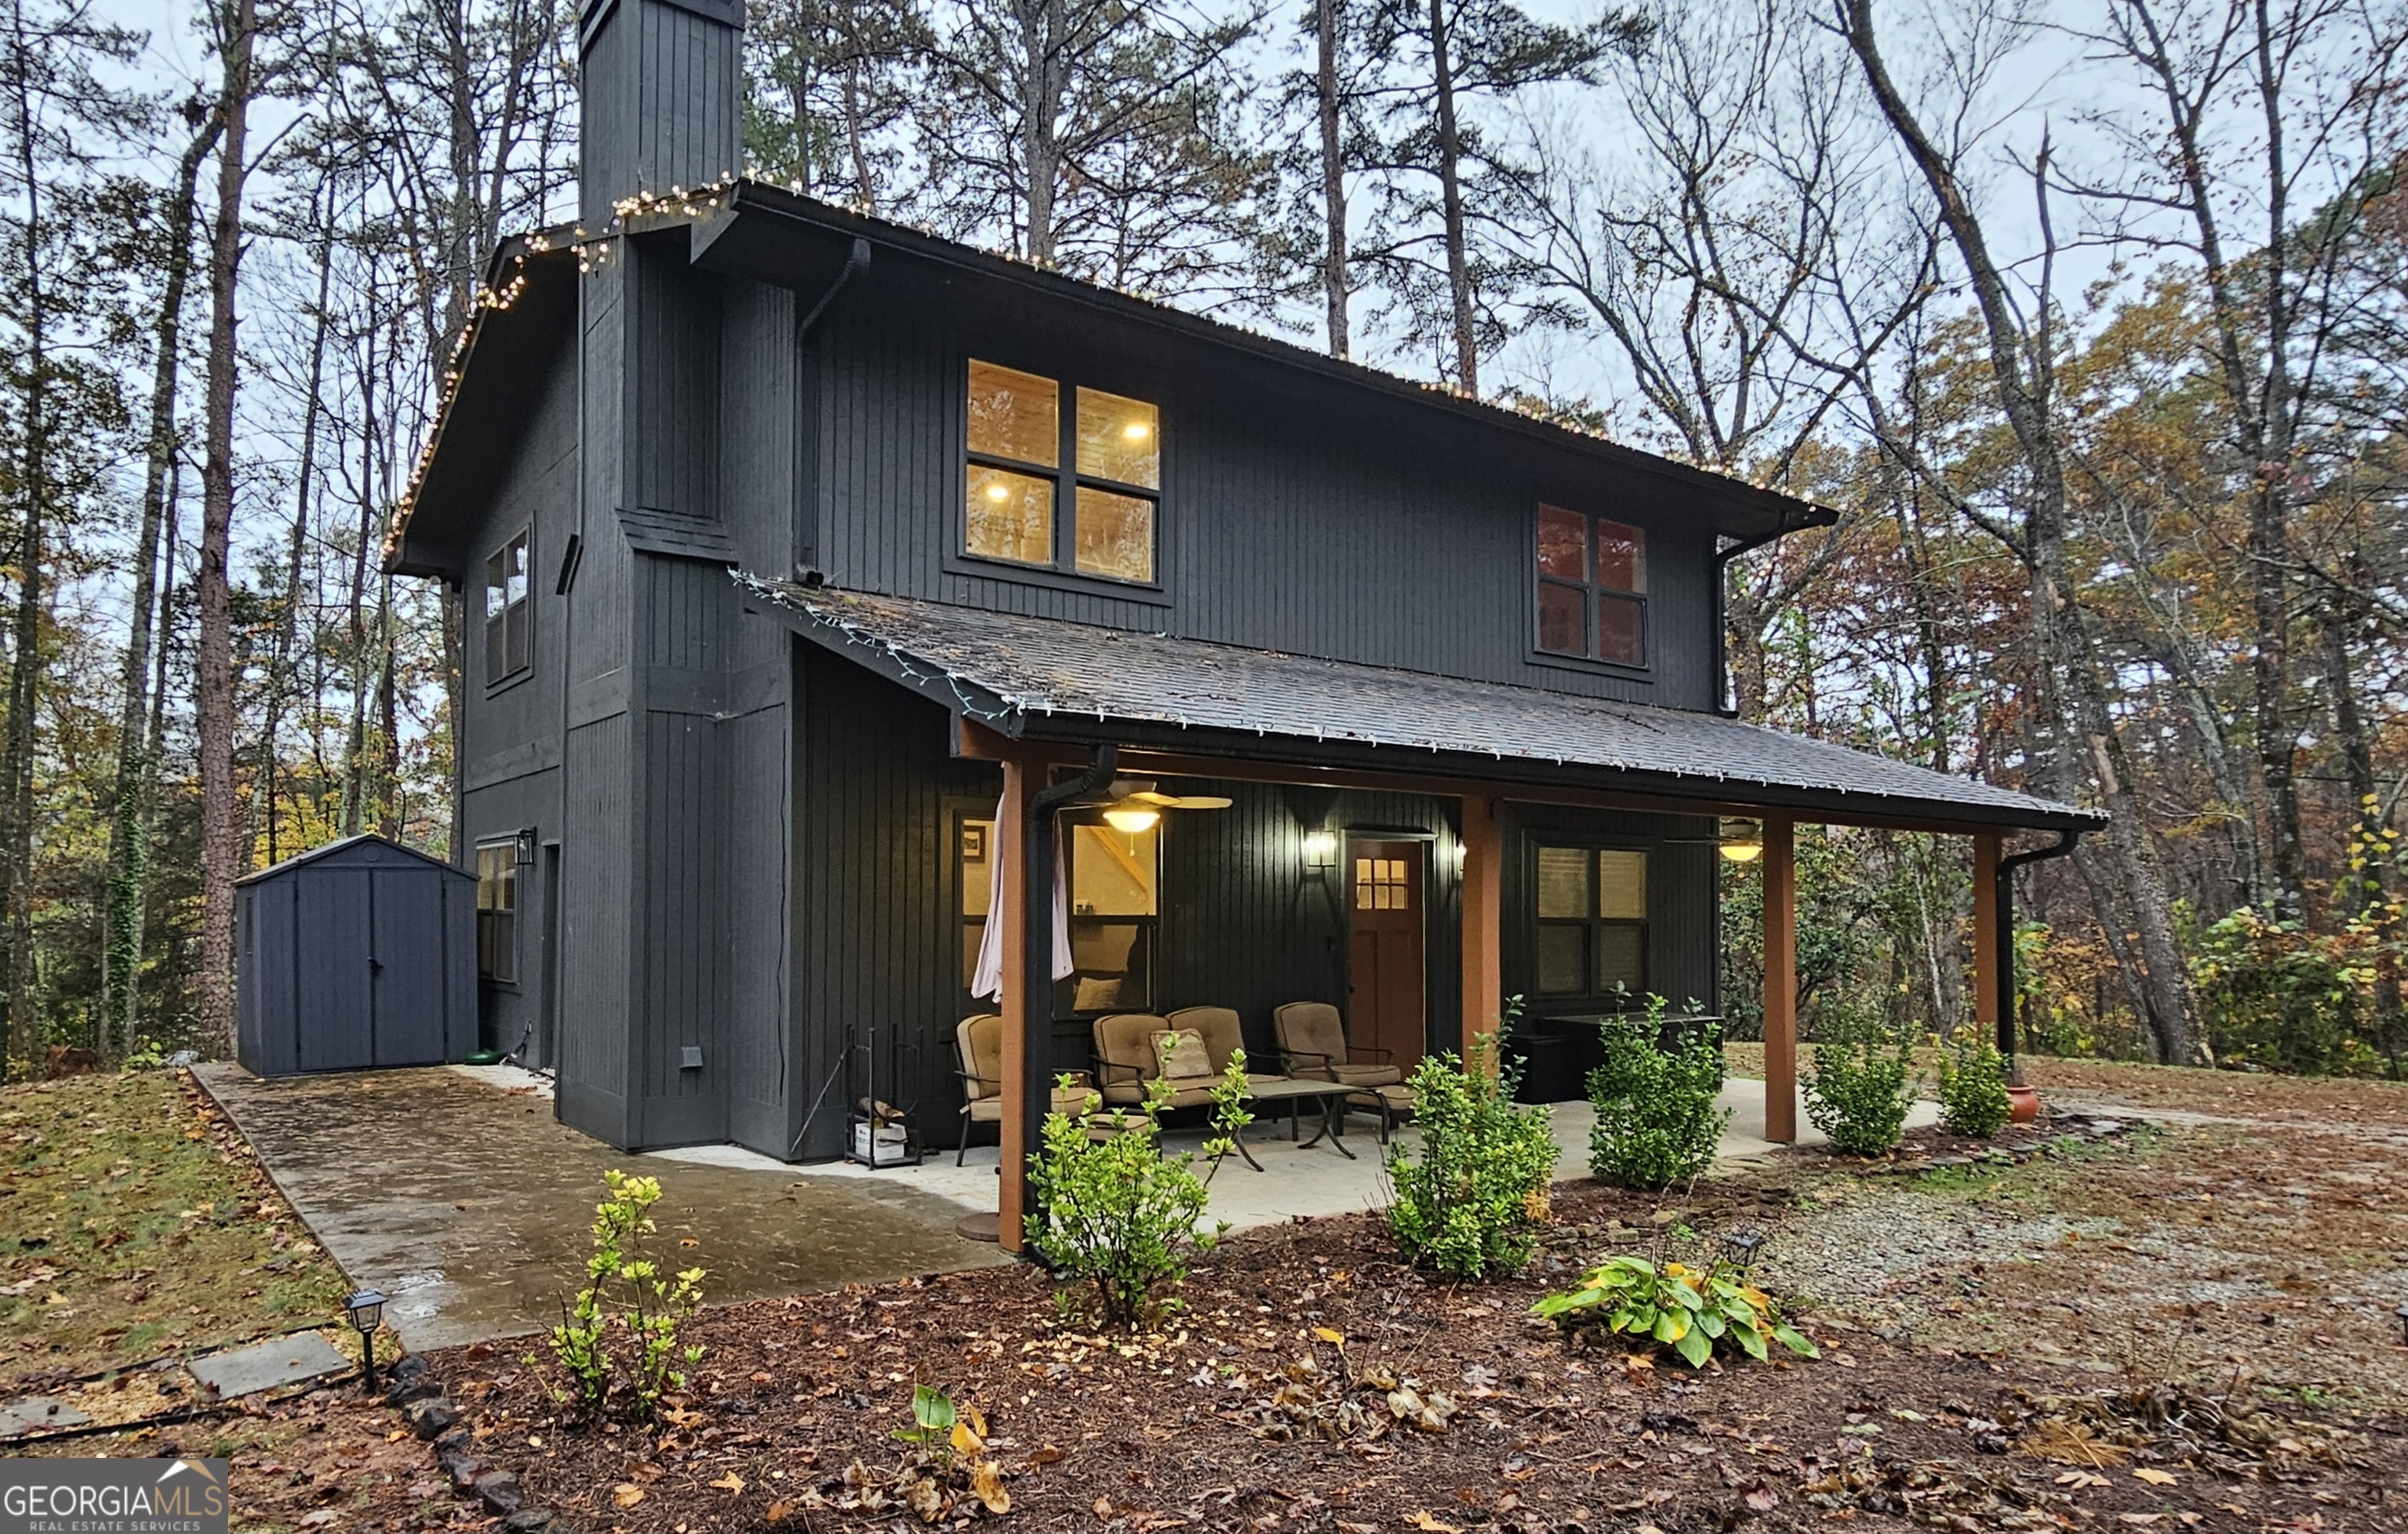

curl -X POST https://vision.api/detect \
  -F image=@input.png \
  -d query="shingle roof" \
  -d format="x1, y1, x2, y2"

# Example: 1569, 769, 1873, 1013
742, 580, 2101, 832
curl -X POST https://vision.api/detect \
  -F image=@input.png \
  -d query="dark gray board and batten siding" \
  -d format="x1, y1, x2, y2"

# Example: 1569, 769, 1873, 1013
234, 836, 477, 1076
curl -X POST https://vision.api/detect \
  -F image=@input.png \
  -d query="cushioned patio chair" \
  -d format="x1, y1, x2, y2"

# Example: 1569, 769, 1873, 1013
954, 1014, 1006, 1166
1273, 1001, 1415, 1142
959, 1014, 1111, 1159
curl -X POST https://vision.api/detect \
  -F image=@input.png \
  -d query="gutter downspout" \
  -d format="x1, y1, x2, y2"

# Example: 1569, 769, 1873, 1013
1995, 828, 2083, 1076
1712, 511, 1821, 718
1015, 742, 1119, 1238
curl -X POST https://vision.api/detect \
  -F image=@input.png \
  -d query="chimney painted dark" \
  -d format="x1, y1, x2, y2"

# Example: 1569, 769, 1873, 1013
578, 0, 745, 227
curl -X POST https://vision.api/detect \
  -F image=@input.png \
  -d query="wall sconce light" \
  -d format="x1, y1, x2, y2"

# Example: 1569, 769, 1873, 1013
343, 1288, 386, 1392
1301, 830, 1338, 869
1102, 803, 1161, 835
515, 828, 538, 867
1719, 818, 1764, 863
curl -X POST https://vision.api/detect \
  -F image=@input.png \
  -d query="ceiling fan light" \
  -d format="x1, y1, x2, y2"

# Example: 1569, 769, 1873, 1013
1719, 818, 1764, 862
1102, 803, 1161, 834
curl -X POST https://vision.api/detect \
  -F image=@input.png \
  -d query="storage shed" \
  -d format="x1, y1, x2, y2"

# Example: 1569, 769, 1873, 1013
235, 835, 479, 1076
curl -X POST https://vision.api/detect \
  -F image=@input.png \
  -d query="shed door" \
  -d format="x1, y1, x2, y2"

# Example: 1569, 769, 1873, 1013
296, 869, 373, 1072
371, 869, 444, 1064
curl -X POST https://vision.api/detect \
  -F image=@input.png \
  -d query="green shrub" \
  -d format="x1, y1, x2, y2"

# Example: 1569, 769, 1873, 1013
2190, 906, 2371, 1075
535, 1170, 705, 1417
1935, 1030, 2012, 1137
1385, 1021, 1559, 1281
1531, 1254, 1817, 1367
1804, 1013, 1915, 1156
1586, 994, 1729, 1188
1025, 1076, 1224, 1327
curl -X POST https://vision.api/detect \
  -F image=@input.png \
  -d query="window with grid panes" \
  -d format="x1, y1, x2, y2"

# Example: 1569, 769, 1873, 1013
965, 360, 1158, 584
1535, 506, 1645, 665
1532, 844, 1648, 999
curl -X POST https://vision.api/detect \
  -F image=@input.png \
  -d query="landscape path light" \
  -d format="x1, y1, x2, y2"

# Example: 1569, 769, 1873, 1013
343, 1288, 386, 1393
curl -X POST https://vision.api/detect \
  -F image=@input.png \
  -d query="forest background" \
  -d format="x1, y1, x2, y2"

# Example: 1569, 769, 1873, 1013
0, 0, 2399, 1080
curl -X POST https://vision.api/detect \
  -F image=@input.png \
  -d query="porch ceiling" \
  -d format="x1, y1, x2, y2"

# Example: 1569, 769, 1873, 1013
739, 578, 2104, 835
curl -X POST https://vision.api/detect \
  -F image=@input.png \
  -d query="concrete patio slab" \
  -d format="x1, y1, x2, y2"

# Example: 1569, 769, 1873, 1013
193, 1064, 1011, 1354
653, 1076, 1944, 1234
187, 1333, 353, 1400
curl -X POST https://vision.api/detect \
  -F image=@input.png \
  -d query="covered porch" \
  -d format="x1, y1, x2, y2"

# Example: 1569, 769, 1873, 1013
747, 583, 2101, 1252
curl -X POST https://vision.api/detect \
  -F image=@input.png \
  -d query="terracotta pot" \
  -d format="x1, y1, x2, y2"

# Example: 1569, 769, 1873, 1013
2006, 1084, 2042, 1123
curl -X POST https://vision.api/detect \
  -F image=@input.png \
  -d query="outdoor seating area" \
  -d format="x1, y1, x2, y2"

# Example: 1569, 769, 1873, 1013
955, 1002, 1418, 1170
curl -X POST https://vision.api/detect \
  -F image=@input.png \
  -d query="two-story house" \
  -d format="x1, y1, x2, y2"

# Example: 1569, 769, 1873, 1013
390, 0, 2096, 1249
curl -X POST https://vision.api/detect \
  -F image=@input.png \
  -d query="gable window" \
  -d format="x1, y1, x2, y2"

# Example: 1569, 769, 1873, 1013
1535, 506, 1645, 665
476, 841, 519, 984
1532, 843, 1647, 999
1059, 814, 1160, 1015
484, 530, 531, 685
965, 359, 1158, 585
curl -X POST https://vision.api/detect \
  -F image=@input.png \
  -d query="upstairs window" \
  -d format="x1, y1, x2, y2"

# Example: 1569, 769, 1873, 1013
1532, 843, 1648, 999
1536, 506, 1645, 666
965, 360, 1158, 585
484, 529, 531, 685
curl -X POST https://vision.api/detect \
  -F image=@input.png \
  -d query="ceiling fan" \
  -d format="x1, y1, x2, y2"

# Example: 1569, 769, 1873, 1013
1091, 778, 1232, 832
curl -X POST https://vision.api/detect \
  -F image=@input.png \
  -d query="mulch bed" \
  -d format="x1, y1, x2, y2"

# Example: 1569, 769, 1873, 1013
412, 1179, 2408, 1534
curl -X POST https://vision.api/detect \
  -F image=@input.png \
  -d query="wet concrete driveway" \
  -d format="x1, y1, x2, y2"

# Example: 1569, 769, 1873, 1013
193, 1064, 1010, 1353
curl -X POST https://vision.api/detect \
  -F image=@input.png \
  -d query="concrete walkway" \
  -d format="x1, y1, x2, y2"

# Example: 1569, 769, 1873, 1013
194, 1064, 1010, 1352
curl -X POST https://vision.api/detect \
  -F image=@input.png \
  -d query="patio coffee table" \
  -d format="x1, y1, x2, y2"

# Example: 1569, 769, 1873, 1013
1235, 1078, 1359, 1167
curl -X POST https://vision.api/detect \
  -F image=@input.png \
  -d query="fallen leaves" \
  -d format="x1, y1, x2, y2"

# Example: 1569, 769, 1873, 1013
2133, 1467, 2179, 1487
709, 1471, 745, 1494
611, 1482, 646, 1509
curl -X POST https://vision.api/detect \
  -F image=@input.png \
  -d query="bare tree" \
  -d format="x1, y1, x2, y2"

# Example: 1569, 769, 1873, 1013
1834, 0, 2206, 1063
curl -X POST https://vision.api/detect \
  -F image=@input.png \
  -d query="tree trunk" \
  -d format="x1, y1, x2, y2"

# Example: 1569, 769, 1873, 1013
1840, 0, 2201, 1063
1017, 0, 1064, 263
2, 0, 53, 1081
1425, 0, 1475, 393
1316, 0, 1349, 358
195, 0, 256, 1059
2323, 598, 2402, 1072
98, 113, 220, 1059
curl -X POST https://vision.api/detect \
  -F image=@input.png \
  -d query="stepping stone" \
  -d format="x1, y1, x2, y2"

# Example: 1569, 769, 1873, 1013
189, 1332, 354, 1399
0, 1396, 90, 1438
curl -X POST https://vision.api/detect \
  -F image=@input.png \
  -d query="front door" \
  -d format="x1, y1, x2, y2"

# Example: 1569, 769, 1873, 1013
1347, 840, 1427, 1069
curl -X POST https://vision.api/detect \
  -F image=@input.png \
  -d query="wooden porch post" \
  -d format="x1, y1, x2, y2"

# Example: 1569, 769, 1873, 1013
995, 757, 1032, 1253
1762, 817, 1797, 1143
1971, 832, 2002, 1049
1460, 793, 1503, 1062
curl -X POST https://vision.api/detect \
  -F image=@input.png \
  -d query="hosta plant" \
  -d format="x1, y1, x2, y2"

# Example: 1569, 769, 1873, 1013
1530, 1255, 1818, 1368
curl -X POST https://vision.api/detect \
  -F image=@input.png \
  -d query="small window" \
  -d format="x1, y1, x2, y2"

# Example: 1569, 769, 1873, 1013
964, 360, 1159, 584
959, 817, 993, 992
1535, 506, 1645, 666
1061, 814, 1160, 1015
1354, 855, 1412, 910
484, 530, 531, 685
1531, 843, 1647, 999
476, 841, 519, 984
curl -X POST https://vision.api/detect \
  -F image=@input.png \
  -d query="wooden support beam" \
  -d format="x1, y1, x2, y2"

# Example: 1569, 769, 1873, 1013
1460, 794, 1503, 1063
1971, 832, 2002, 1047
995, 757, 1032, 1253
1762, 817, 1797, 1144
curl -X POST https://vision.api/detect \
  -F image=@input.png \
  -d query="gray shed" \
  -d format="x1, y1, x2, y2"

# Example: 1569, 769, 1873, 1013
235, 836, 479, 1076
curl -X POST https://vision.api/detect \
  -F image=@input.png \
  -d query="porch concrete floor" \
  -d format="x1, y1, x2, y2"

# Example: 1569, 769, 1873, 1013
192, 1064, 1012, 1353
656, 1076, 1944, 1233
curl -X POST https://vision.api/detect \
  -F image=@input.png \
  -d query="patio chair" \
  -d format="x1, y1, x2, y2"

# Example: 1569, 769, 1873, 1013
1273, 1001, 1415, 1142
954, 1014, 1006, 1166
958, 1014, 1113, 1161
